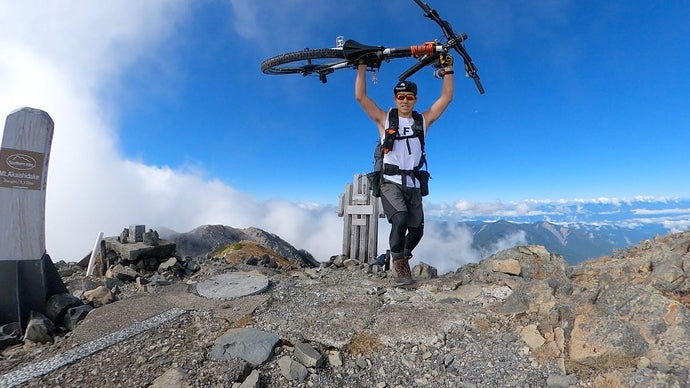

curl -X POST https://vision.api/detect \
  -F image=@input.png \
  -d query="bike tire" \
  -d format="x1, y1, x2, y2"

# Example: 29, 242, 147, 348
261, 48, 348, 75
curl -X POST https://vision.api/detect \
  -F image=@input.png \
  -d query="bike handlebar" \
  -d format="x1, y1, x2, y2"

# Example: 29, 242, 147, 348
412, 0, 484, 94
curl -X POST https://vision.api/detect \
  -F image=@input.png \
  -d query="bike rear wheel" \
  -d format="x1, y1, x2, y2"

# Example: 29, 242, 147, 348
261, 48, 348, 75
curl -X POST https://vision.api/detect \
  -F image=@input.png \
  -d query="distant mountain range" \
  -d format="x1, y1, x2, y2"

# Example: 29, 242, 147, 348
426, 197, 690, 264
457, 220, 667, 265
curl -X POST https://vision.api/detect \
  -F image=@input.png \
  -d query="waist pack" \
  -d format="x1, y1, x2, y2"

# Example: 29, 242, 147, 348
367, 108, 431, 197
367, 168, 430, 197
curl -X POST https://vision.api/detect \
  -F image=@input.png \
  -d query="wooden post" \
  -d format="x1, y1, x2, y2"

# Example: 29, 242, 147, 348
0, 107, 66, 332
338, 174, 384, 263
0, 108, 53, 260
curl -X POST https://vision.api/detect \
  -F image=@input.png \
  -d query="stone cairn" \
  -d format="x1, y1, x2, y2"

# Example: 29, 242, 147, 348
0, 224, 200, 349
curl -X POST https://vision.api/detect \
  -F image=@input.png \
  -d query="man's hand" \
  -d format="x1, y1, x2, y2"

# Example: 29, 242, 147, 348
440, 53, 454, 67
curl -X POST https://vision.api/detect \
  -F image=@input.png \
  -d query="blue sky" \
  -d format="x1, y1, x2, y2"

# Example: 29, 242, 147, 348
114, 0, 690, 203
1, 1, 690, 271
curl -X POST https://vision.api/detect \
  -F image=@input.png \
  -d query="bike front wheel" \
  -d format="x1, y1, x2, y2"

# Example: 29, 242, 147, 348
261, 48, 349, 77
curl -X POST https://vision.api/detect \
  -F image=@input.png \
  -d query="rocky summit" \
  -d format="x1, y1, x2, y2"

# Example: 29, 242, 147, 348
1, 227, 690, 387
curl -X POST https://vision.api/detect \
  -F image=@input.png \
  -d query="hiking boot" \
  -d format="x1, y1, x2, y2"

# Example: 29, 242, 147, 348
393, 258, 414, 286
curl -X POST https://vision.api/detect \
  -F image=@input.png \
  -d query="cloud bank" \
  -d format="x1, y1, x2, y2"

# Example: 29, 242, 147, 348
0, 2, 347, 263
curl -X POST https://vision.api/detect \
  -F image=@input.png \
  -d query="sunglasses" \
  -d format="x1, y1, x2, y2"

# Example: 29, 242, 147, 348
395, 94, 416, 101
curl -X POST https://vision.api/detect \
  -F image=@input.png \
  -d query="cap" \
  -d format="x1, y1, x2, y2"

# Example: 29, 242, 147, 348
393, 81, 417, 96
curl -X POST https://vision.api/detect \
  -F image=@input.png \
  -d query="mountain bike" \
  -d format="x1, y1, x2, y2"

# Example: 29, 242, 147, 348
260, 0, 484, 94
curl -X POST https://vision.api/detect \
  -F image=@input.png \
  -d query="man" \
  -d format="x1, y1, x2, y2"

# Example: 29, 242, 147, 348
355, 56, 454, 285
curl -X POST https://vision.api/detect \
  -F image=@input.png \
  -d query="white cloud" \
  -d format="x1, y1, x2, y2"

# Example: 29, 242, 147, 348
632, 208, 690, 216
379, 221, 526, 275
227, 0, 335, 51
485, 230, 528, 257
0, 1, 347, 263
407, 222, 478, 275
453, 199, 505, 215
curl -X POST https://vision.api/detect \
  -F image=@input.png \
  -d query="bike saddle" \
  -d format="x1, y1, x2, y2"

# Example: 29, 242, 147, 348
343, 40, 384, 60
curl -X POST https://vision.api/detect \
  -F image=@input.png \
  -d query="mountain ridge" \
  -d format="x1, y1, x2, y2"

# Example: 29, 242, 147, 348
457, 219, 668, 264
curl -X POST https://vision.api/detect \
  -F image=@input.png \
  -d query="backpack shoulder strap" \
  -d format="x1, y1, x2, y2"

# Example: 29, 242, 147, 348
411, 110, 427, 170
411, 110, 425, 148
387, 108, 399, 131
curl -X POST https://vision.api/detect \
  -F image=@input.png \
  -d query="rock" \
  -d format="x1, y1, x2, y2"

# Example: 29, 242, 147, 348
411, 261, 438, 279
23, 311, 55, 344
107, 264, 140, 282
592, 283, 689, 367
294, 342, 323, 368
494, 280, 558, 317
238, 370, 260, 388
331, 255, 346, 268
142, 256, 159, 271
475, 245, 570, 291
568, 313, 647, 362
277, 356, 308, 381
118, 228, 129, 243
46, 293, 83, 323
63, 277, 101, 297
63, 305, 93, 331
546, 374, 578, 388
328, 350, 343, 367
147, 273, 171, 286
158, 257, 179, 273
83, 285, 114, 307
104, 277, 124, 290
183, 258, 200, 273
491, 258, 521, 275
150, 367, 191, 388
518, 324, 546, 350
210, 327, 279, 367
143, 229, 160, 246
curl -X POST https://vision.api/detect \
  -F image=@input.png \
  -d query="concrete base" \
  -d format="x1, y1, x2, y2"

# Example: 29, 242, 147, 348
104, 237, 176, 262
0, 255, 68, 332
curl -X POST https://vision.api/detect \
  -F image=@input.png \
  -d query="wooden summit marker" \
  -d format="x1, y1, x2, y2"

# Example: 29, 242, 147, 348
0, 107, 66, 332
0, 107, 54, 260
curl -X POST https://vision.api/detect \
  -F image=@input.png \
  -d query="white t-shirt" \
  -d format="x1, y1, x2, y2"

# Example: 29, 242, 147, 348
381, 111, 427, 187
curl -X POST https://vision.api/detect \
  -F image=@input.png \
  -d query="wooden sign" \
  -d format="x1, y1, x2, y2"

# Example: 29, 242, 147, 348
0, 108, 68, 333
0, 108, 54, 261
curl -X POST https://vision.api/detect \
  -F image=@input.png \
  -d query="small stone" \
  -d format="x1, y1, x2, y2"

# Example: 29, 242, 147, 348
328, 350, 343, 367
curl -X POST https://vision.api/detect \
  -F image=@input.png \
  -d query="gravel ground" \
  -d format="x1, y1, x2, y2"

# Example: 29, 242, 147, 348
1, 262, 577, 387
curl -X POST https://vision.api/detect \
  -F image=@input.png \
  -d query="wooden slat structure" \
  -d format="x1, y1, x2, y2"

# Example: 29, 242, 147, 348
338, 174, 384, 263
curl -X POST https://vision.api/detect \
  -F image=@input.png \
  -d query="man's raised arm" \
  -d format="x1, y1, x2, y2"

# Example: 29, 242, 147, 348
355, 64, 386, 136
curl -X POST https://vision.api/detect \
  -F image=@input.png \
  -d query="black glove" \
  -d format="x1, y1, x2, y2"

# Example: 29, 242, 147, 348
358, 54, 381, 69
440, 53, 454, 67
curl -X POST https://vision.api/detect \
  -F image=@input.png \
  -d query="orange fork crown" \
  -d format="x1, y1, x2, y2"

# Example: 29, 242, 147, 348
410, 42, 436, 58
